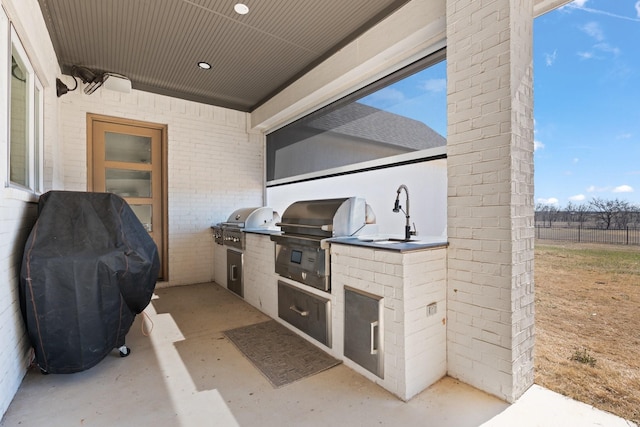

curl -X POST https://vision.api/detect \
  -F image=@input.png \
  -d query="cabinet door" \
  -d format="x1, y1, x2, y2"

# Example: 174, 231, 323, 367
344, 287, 383, 378
227, 249, 243, 297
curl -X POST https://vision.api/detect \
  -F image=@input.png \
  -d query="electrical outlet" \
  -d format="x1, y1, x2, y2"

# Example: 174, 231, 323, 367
427, 302, 437, 316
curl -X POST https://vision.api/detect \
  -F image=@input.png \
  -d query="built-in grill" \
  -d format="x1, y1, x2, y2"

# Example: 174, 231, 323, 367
216, 206, 278, 250
213, 206, 278, 298
271, 197, 376, 292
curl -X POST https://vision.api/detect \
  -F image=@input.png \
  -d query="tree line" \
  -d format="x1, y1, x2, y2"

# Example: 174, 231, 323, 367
535, 198, 640, 229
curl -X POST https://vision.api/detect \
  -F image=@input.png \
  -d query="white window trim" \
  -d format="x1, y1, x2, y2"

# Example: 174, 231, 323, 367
7, 24, 43, 196
0, 5, 8, 189
34, 77, 43, 193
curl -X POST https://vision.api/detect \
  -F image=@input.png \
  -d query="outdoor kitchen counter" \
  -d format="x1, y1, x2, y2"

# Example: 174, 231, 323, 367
234, 230, 448, 401
329, 238, 448, 401
244, 230, 448, 252
328, 236, 448, 252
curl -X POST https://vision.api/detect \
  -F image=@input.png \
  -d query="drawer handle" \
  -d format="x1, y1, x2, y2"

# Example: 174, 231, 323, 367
289, 305, 309, 317
370, 321, 379, 355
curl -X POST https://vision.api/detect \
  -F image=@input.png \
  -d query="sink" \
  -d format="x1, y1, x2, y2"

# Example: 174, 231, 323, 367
357, 237, 416, 244
352, 235, 447, 248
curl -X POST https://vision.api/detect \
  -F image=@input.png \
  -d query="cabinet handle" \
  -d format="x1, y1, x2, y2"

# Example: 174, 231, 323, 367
370, 321, 378, 355
289, 305, 309, 317
230, 264, 238, 281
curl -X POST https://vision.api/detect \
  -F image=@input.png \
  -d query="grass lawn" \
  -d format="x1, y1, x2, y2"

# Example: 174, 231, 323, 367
535, 241, 640, 424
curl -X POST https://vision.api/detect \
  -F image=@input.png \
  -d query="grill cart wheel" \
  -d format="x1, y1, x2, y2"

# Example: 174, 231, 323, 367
119, 345, 131, 357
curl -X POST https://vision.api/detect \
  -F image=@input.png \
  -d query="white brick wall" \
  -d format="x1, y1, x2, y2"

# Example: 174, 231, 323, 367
59, 89, 264, 287
332, 243, 447, 401
213, 240, 227, 288
1, 0, 62, 418
0, 196, 38, 418
446, 0, 535, 402
243, 233, 278, 318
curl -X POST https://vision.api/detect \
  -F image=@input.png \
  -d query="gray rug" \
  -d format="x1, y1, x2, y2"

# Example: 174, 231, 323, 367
223, 319, 341, 388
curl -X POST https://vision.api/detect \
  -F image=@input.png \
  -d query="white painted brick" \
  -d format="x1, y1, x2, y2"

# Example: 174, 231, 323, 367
59, 86, 262, 287
0, 196, 38, 416
448, 0, 536, 397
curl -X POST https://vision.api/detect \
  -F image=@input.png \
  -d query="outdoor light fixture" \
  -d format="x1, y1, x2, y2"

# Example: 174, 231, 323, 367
101, 73, 132, 93
56, 77, 77, 97
234, 3, 249, 14
197, 61, 212, 70
56, 66, 131, 97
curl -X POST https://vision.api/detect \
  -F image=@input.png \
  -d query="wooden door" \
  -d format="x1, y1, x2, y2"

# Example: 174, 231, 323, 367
88, 114, 168, 280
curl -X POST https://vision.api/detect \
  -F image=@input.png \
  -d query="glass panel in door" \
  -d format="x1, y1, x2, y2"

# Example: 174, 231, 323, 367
105, 132, 152, 164
130, 204, 153, 232
105, 168, 152, 198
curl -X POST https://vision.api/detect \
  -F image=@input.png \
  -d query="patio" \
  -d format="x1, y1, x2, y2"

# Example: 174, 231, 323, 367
1, 282, 633, 427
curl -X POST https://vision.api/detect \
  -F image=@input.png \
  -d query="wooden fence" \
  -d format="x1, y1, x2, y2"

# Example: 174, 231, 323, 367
535, 226, 640, 246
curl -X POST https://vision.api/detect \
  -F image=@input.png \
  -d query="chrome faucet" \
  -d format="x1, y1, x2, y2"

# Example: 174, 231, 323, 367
393, 184, 417, 240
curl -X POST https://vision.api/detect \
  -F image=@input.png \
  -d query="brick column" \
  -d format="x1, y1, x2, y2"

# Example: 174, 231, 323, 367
445, 0, 535, 402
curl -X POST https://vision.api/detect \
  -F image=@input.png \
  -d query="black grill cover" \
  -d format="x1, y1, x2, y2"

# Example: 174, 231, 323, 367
20, 191, 159, 373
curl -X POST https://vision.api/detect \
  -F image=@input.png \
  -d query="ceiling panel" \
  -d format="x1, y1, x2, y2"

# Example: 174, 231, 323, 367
38, 0, 410, 111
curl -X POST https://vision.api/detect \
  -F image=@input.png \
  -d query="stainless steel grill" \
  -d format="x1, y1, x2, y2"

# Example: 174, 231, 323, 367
271, 197, 376, 291
216, 206, 278, 250
213, 206, 278, 299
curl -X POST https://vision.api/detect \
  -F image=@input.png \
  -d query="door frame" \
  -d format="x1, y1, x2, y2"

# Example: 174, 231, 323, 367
87, 113, 169, 281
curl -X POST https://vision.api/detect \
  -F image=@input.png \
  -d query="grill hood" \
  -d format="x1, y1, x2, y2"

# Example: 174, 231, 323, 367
222, 206, 278, 230
277, 197, 376, 239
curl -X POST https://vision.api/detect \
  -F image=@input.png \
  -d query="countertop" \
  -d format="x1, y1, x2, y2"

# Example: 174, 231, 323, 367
242, 229, 448, 252
328, 236, 448, 252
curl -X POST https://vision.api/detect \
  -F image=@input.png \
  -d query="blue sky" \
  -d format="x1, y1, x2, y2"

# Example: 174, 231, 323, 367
534, 0, 640, 207
358, 0, 640, 207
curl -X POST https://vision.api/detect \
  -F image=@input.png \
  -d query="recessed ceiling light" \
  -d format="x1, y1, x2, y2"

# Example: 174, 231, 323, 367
197, 61, 212, 70
234, 3, 249, 15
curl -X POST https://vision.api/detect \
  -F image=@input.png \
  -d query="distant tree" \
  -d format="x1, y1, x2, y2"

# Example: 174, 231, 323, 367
589, 198, 615, 229
575, 203, 590, 227
632, 205, 640, 228
588, 197, 631, 229
535, 203, 548, 226
558, 203, 570, 225
613, 200, 635, 229
565, 202, 590, 227
535, 203, 559, 227
564, 202, 576, 226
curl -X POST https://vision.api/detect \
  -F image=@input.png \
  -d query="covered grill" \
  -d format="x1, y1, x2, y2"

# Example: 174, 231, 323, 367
271, 197, 375, 291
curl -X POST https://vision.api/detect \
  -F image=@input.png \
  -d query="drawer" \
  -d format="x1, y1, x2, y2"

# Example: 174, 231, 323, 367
277, 281, 331, 347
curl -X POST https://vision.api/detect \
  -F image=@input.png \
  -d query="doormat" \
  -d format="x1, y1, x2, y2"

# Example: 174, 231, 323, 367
223, 319, 341, 388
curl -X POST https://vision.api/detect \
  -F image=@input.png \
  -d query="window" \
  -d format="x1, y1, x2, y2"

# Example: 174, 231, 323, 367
266, 48, 446, 184
7, 25, 43, 193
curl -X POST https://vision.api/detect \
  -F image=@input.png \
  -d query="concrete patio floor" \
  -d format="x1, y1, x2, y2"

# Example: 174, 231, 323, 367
1, 282, 635, 427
